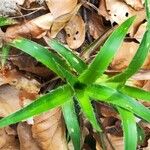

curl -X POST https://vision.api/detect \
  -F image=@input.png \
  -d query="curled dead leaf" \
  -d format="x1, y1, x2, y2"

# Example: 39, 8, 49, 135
124, 0, 144, 10
32, 108, 68, 150
65, 14, 85, 49
45, 0, 77, 18
17, 122, 40, 150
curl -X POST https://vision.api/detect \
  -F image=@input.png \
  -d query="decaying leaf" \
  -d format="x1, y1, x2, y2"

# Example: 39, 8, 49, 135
134, 22, 147, 42
65, 14, 85, 49
17, 122, 40, 150
45, 0, 77, 18
88, 12, 109, 39
0, 127, 19, 150
124, 0, 144, 10
99, 0, 146, 35
0, 85, 21, 117
110, 41, 139, 71
32, 108, 68, 150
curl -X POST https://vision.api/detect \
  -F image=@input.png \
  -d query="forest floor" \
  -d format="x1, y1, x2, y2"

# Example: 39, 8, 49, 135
0, 0, 150, 150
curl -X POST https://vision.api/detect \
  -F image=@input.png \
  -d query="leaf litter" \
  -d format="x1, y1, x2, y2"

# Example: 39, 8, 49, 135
0, 0, 149, 149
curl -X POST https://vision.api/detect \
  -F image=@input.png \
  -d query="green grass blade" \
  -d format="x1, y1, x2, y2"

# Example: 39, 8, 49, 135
9, 38, 77, 85
120, 85, 150, 101
86, 84, 150, 123
109, 30, 150, 82
117, 108, 137, 150
76, 91, 102, 132
1, 45, 10, 67
0, 16, 17, 26
0, 84, 73, 128
62, 100, 81, 150
45, 37, 87, 74
145, 0, 150, 26
79, 16, 135, 84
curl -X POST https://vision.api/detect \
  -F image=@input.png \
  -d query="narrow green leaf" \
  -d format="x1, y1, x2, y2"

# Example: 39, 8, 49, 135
109, 30, 150, 82
120, 85, 150, 101
1, 45, 10, 67
9, 38, 78, 85
79, 16, 135, 84
0, 84, 73, 128
145, 0, 150, 26
76, 91, 102, 132
117, 108, 137, 150
0, 16, 17, 26
62, 100, 81, 150
86, 84, 150, 123
45, 37, 87, 74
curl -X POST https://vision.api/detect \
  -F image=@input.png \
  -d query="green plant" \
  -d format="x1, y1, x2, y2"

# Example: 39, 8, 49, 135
0, 1, 150, 150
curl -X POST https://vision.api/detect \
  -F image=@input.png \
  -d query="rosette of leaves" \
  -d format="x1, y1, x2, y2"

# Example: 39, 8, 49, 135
0, 1, 150, 149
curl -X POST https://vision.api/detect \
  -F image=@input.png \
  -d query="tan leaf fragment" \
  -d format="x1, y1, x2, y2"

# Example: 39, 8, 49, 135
45, 0, 77, 18
17, 122, 41, 150
134, 22, 147, 42
123, 0, 144, 10
0, 85, 21, 117
65, 14, 85, 49
98, 0, 146, 36
0, 127, 19, 150
88, 12, 109, 39
111, 41, 139, 71
32, 108, 68, 150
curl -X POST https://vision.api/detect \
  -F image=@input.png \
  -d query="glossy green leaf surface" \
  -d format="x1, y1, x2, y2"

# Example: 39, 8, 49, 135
1, 45, 10, 67
79, 16, 135, 84
109, 30, 150, 82
0, 84, 73, 128
46, 37, 87, 74
77, 91, 101, 131
9, 38, 78, 85
0, 16, 16, 26
86, 84, 150, 123
62, 100, 80, 150
118, 108, 137, 150
120, 85, 150, 101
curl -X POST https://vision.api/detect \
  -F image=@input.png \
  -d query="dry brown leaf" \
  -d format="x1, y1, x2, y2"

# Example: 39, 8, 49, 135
134, 22, 147, 42
99, 0, 146, 36
65, 14, 85, 49
107, 134, 124, 150
0, 85, 21, 117
124, 0, 144, 10
88, 12, 109, 39
17, 122, 41, 150
45, 0, 77, 18
0, 127, 19, 150
50, 3, 82, 38
111, 41, 139, 71
32, 108, 68, 150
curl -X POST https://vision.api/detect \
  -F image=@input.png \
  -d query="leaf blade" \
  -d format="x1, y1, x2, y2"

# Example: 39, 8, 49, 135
62, 100, 81, 150
79, 16, 135, 84
117, 108, 137, 150
0, 84, 73, 128
45, 37, 87, 74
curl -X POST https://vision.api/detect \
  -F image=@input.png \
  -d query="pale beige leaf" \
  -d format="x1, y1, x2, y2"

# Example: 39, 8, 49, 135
65, 14, 85, 49
123, 0, 144, 10
32, 108, 68, 150
0, 85, 21, 117
45, 0, 77, 18
17, 122, 41, 150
